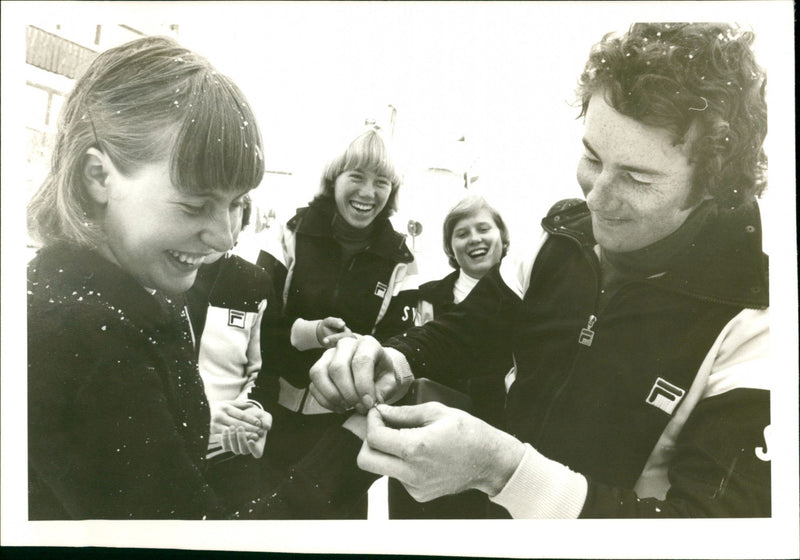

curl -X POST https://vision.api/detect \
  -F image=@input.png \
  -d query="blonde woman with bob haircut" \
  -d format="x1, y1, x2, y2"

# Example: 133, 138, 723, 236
250, 126, 421, 518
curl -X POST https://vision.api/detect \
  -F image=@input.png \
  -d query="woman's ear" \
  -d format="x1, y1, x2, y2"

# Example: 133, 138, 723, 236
83, 147, 111, 205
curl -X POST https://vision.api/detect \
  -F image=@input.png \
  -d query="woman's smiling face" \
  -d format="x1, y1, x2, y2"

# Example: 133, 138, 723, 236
93, 155, 249, 294
450, 208, 505, 279
333, 168, 392, 228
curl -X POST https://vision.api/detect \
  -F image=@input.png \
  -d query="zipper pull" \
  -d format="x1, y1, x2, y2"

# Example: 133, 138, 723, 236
578, 314, 596, 347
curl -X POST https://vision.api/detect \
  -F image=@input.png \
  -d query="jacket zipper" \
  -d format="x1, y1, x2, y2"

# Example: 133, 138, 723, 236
330, 249, 358, 307
533, 230, 602, 442
531, 223, 765, 442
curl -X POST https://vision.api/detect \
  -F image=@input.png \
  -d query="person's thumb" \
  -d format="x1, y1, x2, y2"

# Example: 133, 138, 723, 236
373, 351, 411, 405
374, 402, 440, 428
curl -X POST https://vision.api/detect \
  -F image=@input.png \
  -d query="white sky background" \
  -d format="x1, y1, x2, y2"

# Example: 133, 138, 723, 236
1, 1, 797, 558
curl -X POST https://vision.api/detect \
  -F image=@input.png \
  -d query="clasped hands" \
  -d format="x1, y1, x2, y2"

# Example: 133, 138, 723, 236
209, 400, 273, 459
309, 336, 525, 500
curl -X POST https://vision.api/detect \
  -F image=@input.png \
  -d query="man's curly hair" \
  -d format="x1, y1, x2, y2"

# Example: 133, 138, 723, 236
577, 23, 768, 208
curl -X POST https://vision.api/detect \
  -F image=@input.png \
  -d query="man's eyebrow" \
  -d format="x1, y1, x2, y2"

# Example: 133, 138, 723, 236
582, 138, 666, 176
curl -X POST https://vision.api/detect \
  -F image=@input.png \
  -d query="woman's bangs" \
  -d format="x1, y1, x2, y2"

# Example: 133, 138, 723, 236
341, 135, 400, 187
171, 73, 264, 194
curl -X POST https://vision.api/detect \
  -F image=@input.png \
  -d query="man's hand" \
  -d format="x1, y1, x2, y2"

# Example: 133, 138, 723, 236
309, 336, 407, 414
356, 403, 526, 501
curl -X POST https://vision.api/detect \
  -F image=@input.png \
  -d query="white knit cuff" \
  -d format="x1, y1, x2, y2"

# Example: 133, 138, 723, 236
490, 443, 587, 519
291, 318, 323, 350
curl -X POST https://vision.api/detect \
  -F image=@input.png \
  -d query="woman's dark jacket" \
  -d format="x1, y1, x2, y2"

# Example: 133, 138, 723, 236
27, 244, 370, 519
251, 200, 419, 410
415, 270, 510, 428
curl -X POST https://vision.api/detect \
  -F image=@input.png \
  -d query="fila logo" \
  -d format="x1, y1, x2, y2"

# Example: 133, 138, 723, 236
228, 309, 246, 329
645, 377, 686, 415
374, 282, 388, 298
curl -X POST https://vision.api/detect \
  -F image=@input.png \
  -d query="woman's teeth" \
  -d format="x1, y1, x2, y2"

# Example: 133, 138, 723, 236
350, 201, 374, 213
168, 250, 205, 266
468, 248, 488, 258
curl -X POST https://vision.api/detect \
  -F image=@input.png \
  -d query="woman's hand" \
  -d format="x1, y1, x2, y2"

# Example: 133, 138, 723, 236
210, 401, 272, 458
309, 336, 408, 414
356, 403, 526, 501
316, 316, 354, 348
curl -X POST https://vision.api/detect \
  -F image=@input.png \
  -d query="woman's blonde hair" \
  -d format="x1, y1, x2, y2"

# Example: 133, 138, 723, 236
27, 36, 264, 248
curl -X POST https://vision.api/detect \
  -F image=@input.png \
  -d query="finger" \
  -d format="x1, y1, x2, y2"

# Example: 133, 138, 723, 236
376, 402, 442, 428
324, 317, 347, 331
374, 367, 408, 405
220, 416, 263, 436
226, 428, 243, 455
308, 383, 343, 413
209, 403, 237, 426
209, 418, 228, 434
327, 337, 362, 410
351, 337, 385, 410
225, 426, 251, 455
246, 433, 266, 459
322, 331, 356, 347
222, 405, 264, 429
254, 409, 273, 431
356, 439, 413, 482
365, 404, 439, 458
366, 405, 388, 429
234, 427, 251, 455
309, 348, 346, 412
235, 401, 272, 427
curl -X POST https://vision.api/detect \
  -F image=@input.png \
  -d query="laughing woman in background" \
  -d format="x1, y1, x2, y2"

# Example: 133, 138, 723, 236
389, 194, 513, 518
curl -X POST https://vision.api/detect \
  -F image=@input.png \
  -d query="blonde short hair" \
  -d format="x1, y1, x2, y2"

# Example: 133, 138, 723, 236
312, 127, 402, 219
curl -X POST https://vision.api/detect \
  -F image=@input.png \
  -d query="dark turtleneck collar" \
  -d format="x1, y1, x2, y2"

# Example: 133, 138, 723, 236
600, 199, 717, 280
542, 197, 767, 309
331, 212, 375, 243
596, 200, 716, 310
289, 198, 414, 264
332, 213, 374, 261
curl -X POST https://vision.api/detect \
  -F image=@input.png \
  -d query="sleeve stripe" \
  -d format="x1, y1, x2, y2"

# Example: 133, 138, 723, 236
703, 307, 770, 398
499, 231, 549, 299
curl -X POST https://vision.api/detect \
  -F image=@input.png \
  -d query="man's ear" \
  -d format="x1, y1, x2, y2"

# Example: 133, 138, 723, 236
83, 147, 112, 205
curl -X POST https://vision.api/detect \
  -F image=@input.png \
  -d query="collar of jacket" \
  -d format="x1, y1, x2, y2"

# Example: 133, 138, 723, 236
419, 269, 459, 302
32, 243, 182, 330
288, 203, 414, 264
540, 198, 769, 309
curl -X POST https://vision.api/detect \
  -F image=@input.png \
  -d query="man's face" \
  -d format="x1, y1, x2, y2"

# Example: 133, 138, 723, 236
576, 94, 699, 253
